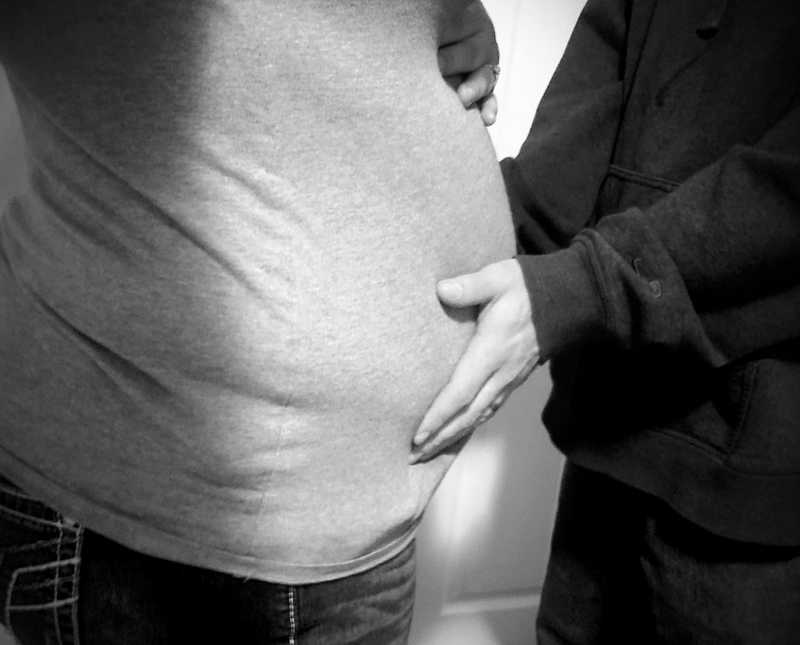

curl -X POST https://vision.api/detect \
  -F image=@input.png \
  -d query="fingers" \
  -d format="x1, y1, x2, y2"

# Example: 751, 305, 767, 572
437, 260, 514, 308
479, 94, 498, 126
410, 259, 540, 463
410, 352, 538, 464
423, 348, 532, 449
413, 262, 519, 453
413, 324, 503, 446
452, 64, 501, 127
411, 371, 509, 464
438, 1, 499, 123
455, 64, 500, 107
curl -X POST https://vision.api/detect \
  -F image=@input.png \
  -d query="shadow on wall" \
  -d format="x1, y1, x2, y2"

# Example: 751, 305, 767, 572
410, 371, 563, 645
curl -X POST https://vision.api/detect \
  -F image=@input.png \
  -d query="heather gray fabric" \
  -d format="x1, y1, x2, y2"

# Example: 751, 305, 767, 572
0, 0, 513, 583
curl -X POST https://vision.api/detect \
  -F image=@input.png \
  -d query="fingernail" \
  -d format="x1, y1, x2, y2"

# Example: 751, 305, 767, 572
412, 431, 428, 446
438, 280, 462, 300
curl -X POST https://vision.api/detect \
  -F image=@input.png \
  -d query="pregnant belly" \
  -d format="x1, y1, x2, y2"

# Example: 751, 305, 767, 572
2, 0, 514, 432
266, 115, 514, 432
3, 34, 514, 467
6, 101, 513, 439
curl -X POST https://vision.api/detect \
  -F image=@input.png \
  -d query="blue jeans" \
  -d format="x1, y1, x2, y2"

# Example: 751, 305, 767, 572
537, 463, 800, 645
0, 476, 415, 645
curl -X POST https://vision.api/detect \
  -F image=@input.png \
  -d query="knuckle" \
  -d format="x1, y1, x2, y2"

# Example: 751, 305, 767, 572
473, 74, 492, 98
464, 74, 485, 95
482, 261, 507, 285
439, 387, 470, 417
458, 81, 479, 105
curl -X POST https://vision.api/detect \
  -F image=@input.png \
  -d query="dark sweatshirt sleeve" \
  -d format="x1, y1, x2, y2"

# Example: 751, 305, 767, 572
503, 0, 631, 253
522, 101, 800, 368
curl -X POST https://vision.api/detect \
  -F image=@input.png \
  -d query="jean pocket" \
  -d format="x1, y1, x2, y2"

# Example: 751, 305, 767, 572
0, 476, 83, 645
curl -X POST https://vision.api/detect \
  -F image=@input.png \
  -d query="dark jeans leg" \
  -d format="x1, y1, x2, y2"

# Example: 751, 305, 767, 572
535, 462, 653, 645
76, 529, 302, 645
78, 532, 415, 645
536, 462, 800, 645
80, 533, 416, 645
295, 540, 416, 645
642, 504, 800, 645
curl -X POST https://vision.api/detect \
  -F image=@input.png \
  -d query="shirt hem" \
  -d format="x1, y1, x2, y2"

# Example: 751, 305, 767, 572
0, 447, 420, 585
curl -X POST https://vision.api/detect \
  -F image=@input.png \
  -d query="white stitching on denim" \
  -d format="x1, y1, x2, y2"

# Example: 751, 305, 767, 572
0, 538, 63, 554
4, 558, 82, 645
72, 527, 84, 645
6, 559, 81, 575
6, 597, 77, 612
5, 559, 81, 641
7, 577, 77, 593
3, 570, 13, 635
53, 519, 64, 645
1, 488, 82, 644
0, 504, 69, 528
6, 558, 81, 593
288, 587, 297, 645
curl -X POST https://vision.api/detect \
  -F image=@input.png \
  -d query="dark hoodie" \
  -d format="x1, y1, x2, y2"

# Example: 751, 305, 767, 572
504, 0, 800, 545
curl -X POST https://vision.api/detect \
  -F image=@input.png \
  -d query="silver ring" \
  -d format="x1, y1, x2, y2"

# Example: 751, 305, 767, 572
474, 407, 496, 427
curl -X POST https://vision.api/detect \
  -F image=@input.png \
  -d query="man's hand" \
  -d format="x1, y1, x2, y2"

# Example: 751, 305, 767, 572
438, 1, 500, 126
410, 259, 540, 463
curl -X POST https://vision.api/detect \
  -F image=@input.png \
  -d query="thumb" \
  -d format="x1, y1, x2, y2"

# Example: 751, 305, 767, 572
437, 263, 506, 308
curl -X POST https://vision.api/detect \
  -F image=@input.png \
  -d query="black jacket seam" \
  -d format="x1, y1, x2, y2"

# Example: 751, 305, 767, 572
607, 163, 681, 191
652, 427, 800, 477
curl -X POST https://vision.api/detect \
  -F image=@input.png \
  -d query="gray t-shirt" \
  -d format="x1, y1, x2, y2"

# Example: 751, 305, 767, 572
0, 0, 514, 583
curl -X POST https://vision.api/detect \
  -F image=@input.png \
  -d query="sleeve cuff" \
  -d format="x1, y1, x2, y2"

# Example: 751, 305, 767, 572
517, 241, 606, 361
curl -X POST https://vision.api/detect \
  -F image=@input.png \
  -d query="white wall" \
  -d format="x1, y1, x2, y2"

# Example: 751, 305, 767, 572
487, 0, 582, 159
